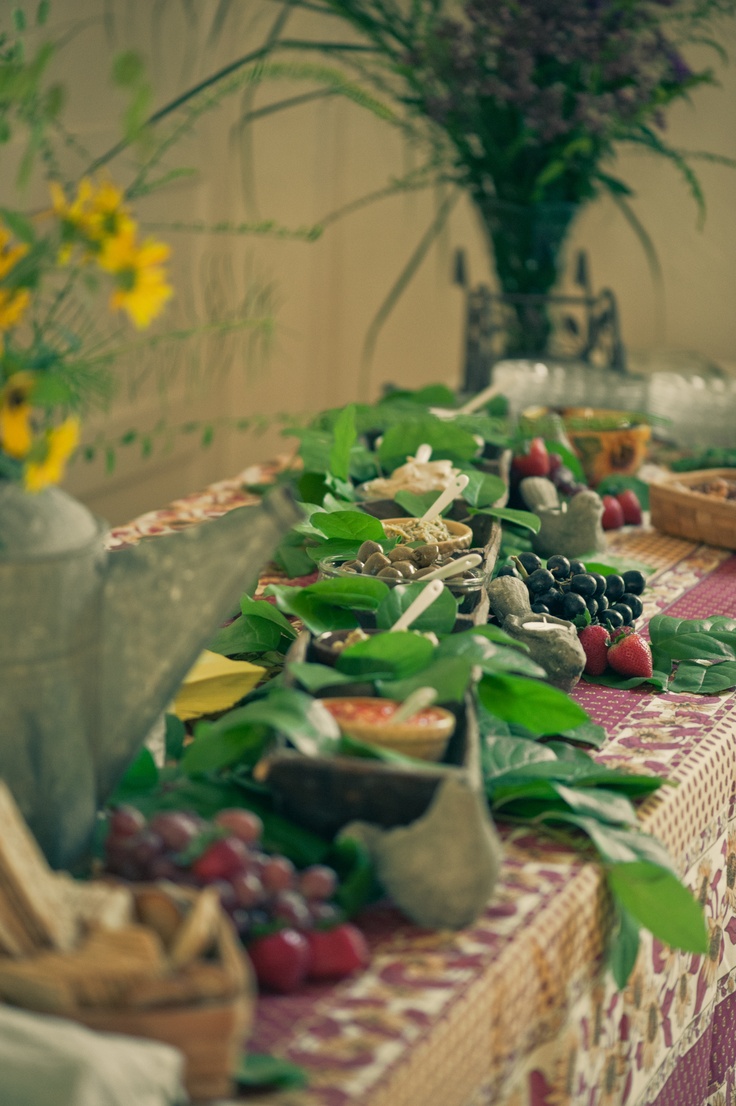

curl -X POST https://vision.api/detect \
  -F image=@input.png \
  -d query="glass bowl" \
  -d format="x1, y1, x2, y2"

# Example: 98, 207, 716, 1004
316, 556, 489, 617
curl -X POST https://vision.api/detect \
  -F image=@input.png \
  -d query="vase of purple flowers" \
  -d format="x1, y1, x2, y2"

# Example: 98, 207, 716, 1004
281, 0, 736, 361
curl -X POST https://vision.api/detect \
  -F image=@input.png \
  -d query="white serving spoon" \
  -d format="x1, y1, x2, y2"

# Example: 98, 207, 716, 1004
392, 686, 437, 723
414, 443, 432, 464
456, 383, 501, 416
418, 552, 482, 583
420, 472, 470, 522
390, 579, 444, 632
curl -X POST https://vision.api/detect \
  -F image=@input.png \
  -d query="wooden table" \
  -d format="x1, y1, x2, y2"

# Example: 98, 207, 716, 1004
111, 473, 736, 1106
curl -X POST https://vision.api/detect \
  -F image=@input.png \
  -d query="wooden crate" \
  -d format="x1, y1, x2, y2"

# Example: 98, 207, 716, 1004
649, 469, 736, 550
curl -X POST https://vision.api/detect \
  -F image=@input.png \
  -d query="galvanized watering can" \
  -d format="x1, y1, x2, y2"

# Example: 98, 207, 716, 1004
0, 482, 300, 868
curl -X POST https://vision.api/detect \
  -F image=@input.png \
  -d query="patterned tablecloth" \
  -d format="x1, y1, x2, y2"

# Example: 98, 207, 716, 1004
110, 471, 736, 1106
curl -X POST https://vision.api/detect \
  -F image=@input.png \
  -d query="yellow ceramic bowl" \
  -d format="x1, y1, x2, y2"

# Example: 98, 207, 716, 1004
321, 697, 456, 762
380, 517, 473, 555
562, 407, 651, 487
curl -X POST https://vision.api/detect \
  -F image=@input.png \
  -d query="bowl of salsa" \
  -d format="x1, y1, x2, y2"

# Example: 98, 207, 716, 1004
320, 697, 456, 762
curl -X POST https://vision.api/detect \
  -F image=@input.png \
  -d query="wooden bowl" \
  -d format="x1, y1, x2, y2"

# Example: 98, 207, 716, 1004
320, 696, 456, 762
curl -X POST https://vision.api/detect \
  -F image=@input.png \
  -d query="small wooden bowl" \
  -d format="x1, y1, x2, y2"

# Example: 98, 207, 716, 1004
320, 697, 456, 762
380, 517, 473, 554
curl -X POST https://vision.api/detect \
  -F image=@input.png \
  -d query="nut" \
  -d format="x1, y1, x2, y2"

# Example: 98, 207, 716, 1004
357, 540, 383, 562
363, 551, 391, 575
413, 543, 440, 568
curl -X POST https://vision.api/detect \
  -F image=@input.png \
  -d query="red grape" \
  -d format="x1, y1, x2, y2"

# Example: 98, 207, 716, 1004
213, 808, 263, 845
191, 836, 249, 883
128, 830, 165, 878
148, 811, 200, 852
272, 890, 312, 930
298, 865, 338, 902
231, 871, 266, 909
108, 804, 146, 842
261, 855, 296, 894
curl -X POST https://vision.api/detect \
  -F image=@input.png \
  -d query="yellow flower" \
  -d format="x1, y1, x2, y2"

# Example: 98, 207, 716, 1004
23, 418, 80, 492
0, 224, 31, 337
99, 229, 172, 328
0, 373, 34, 459
50, 178, 135, 262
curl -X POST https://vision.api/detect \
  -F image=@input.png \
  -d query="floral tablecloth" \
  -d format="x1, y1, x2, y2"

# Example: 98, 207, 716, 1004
111, 475, 736, 1106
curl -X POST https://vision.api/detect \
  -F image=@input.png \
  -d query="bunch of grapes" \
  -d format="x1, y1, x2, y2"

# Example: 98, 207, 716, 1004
497, 553, 647, 630
103, 805, 340, 944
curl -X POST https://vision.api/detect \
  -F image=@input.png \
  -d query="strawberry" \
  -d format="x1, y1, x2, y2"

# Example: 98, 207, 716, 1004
306, 922, 370, 981
601, 494, 625, 530
616, 489, 643, 526
247, 927, 311, 993
511, 437, 550, 478
578, 624, 611, 676
607, 629, 653, 678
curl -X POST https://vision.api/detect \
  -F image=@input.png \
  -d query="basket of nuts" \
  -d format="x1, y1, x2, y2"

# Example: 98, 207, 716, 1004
649, 469, 736, 550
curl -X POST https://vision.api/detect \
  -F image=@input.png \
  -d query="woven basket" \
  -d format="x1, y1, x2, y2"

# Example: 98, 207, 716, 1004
649, 469, 736, 550
71, 895, 255, 1102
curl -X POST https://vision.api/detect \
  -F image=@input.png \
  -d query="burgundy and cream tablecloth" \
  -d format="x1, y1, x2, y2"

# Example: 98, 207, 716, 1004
110, 470, 736, 1106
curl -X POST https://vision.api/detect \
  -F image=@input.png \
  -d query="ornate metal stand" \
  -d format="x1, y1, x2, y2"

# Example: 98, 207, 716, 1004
456, 249, 626, 395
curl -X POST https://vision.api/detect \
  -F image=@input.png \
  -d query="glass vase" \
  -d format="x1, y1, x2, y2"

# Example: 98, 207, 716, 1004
473, 197, 580, 358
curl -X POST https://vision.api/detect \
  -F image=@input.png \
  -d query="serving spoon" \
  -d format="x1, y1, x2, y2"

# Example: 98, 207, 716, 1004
392, 686, 438, 723
420, 472, 470, 522
390, 579, 444, 632
418, 552, 482, 583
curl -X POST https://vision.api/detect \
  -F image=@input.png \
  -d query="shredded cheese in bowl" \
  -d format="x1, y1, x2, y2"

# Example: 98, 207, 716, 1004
360, 456, 459, 500
383, 517, 454, 545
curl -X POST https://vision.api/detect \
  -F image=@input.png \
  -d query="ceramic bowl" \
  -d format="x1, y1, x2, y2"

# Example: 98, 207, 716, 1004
561, 407, 651, 487
379, 516, 473, 555
320, 697, 456, 762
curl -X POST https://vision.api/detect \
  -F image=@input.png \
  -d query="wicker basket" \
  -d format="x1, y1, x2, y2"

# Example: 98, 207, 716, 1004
71, 894, 255, 1103
649, 469, 736, 550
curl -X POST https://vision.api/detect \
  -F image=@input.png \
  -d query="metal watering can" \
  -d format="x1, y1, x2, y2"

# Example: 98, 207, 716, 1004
0, 481, 300, 868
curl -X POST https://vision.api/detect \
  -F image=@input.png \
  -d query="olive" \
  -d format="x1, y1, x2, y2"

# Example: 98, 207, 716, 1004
621, 592, 643, 619
357, 540, 383, 563
526, 568, 556, 595
389, 546, 418, 564
363, 551, 391, 575
393, 560, 417, 577
622, 570, 647, 596
413, 543, 440, 568
377, 566, 403, 580
546, 554, 571, 580
604, 574, 625, 601
570, 573, 597, 598
341, 560, 364, 573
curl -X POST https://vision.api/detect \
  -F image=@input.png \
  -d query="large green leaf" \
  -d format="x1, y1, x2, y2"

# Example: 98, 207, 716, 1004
478, 673, 589, 735
482, 734, 558, 778
235, 1054, 308, 1090
649, 615, 736, 661
554, 783, 638, 827
287, 661, 359, 694
435, 632, 546, 679
379, 656, 473, 703
375, 580, 459, 634
459, 468, 506, 508
472, 506, 541, 533
606, 861, 708, 954
335, 630, 434, 679
393, 490, 444, 519
312, 510, 385, 542
669, 660, 736, 694
208, 614, 281, 656
301, 576, 390, 610
377, 417, 479, 470
608, 903, 641, 990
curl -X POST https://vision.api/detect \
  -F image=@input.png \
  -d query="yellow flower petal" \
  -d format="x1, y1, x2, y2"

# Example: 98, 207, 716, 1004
23, 418, 80, 492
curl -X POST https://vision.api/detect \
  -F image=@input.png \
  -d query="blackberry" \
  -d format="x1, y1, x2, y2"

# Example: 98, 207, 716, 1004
622, 569, 646, 596
569, 559, 587, 577
611, 602, 634, 625
570, 573, 597, 598
517, 552, 543, 574
621, 593, 643, 619
600, 608, 624, 630
604, 574, 625, 601
546, 555, 571, 581
526, 568, 556, 594
561, 592, 587, 620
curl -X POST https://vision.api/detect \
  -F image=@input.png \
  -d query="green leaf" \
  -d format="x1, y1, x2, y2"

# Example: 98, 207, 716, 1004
302, 576, 389, 610
554, 783, 639, 827
584, 670, 670, 692
669, 660, 736, 694
393, 490, 444, 519
562, 817, 676, 871
459, 468, 507, 509
375, 580, 458, 635
287, 661, 359, 694
112, 50, 146, 88
182, 720, 270, 775
472, 506, 541, 533
0, 208, 35, 243
649, 615, 736, 662
559, 720, 607, 748
377, 417, 479, 470
234, 1053, 308, 1090
164, 713, 186, 762
435, 632, 545, 679
306, 540, 363, 564
478, 674, 589, 735
312, 510, 385, 542
608, 903, 641, 990
379, 656, 473, 704
107, 747, 159, 805
606, 861, 708, 954
281, 592, 359, 636
329, 403, 357, 483
482, 734, 558, 778
327, 835, 381, 917
336, 630, 434, 679
208, 614, 282, 657
240, 595, 297, 637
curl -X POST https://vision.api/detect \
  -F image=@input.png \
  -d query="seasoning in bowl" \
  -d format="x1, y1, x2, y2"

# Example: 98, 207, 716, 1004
359, 456, 460, 500
321, 697, 456, 762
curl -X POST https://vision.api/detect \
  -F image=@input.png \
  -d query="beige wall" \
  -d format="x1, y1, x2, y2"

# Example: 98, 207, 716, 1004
3, 1, 735, 524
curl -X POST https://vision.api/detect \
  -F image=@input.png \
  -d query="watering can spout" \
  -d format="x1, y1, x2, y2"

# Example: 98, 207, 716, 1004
98, 485, 301, 802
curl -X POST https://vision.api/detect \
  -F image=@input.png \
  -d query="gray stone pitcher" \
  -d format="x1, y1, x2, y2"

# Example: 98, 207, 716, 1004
0, 481, 300, 868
